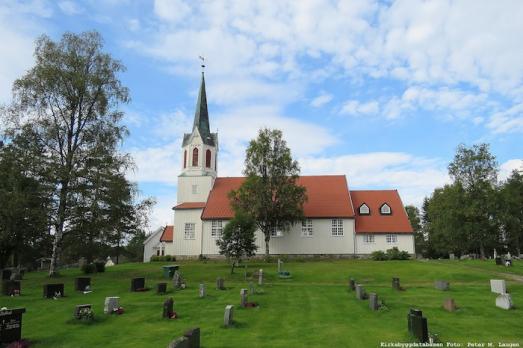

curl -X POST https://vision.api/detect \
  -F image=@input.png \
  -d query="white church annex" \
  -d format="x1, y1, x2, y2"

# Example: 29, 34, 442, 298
144, 73, 415, 260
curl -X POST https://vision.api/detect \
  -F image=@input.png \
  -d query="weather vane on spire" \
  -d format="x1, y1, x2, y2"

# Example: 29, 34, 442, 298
198, 55, 205, 74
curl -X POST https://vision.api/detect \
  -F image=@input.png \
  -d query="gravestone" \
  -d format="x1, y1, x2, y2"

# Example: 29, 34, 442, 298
495, 257, 503, 265
1, 269, 12, 281
369, 292, 379, 311
105, 256, 115, 267
496, 294, 513, 310
78, 257, 87, 269
75, 277, 91, 291
258, 269, 264, 286
449, 253, 455, 260
407, 308, 428, 343
277, 259, 283, 273
434, 280, 449, 291
104, 296, 120, 314
157, 283, 167, 294
199, 283, 205, 298
355, 284, 367, 300
216, 277, 225, 290
163, 297, 174, 319
9, 270, 21, 281
0, 307, 26, 345
183, 327, 200, 348
2, 280, 21, 296
131, 277, 145, 291
240, 289, 248, 307
167, 336, 189, 348
249, 282, 255, 295
490, 279, 506, 294
162, 265, 180, 278
392, 277, 401, 290
443, 298, 456, 312
224, 305, 234, 327
43, 283, 64, 298
73, 304, 93, 320
348, 278, 355, 291
173, 271, 182, 289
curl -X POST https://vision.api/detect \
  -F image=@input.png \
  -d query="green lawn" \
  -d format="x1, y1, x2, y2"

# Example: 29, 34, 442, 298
2, 259, 523, 347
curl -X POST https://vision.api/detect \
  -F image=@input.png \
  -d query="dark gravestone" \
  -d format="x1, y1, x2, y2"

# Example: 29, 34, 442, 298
163, 297, 174, 319
1, 269, 12, 281
348, 278, 355, 291
369, 293, 379, 311
434, 280, 449, 291
216, 277, 225, 290
75, 277, 91, 291
407, 309, 428, 343
392, 277, 401, 290
157, 282, 167, 294
183, 327, 200, 348
162, 265, 180, 278
2, 280, 21, 296
0, 308, 26, 345
73, 304, 92, 319
355, 284, 367, 300
131, 277, 145, 291
43, 283, 64, 298
168, 336, 189, 348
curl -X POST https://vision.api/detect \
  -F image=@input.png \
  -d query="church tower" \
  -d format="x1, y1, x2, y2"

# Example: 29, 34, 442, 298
176, 72, 218, 204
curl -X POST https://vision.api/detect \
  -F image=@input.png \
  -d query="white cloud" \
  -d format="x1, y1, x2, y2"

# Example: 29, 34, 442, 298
310, 92, 333, 108
58, 1, 83, 15
487, 102, 523, 134
153, 0, 191, 23
128, 142, 181, 186
499, 159, 523, 181
340, 100, 379, 116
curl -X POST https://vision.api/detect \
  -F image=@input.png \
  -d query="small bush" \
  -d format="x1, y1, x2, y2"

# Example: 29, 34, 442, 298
386, 247, 410, 260
81, 263, 96, 274
164, 255, 172, 261
150, 255, 159, 262
94, 261, 105, 273
371, 250, 388, 261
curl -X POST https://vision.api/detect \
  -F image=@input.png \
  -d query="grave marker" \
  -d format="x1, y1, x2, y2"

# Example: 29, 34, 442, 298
355, 284, 367, 300
2, 280, 21, 296
369, 293, 379, 311
277, 259, 283, 273
163, 297, 174, 319
173, 271, 182, 289
75, 277, 91, 291
348, 278, 355, 291
407, 308, 428, 343
224, 305, 234, 327
0, 307, 26, 345
157, 283, 167, 294
258, 269, 264, 286
496, 294, 513, 310
490, 279, 506, 294
199, 283, 205, 298
392, 277, 401, 290
104, 296, 120, 314
131, 277, 145, 292
183, 327, 200, 348
167, 336, 189, 348
443, 298, 456, 312
240, 289, 248, 307
216, 278, 225, 290
43, 283, 64, 298
1, 269, 12, 281
73, 304, 93, 320
249, 282, 255, 295
434, 280, 449, 291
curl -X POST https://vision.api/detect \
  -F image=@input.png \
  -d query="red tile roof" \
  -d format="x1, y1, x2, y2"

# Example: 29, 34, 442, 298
350, 190, 413, 234
173, 202, 207, 210
201, 175, 355, 219
160, 225, 174, 242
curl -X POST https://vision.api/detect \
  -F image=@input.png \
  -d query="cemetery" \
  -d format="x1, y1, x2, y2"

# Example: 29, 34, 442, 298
0, 259, 522, 347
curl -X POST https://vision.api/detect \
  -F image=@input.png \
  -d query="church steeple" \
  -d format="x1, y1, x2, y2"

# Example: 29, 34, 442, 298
192, 73, 213, 146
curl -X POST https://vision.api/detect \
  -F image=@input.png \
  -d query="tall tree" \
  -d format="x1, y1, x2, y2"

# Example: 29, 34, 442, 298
229, 128, 307, 260
216, 212, 258, 274
447, 143, 498, 258
405, 205, 423, 255
5, 31, 129, 276
499, 169, 523, 255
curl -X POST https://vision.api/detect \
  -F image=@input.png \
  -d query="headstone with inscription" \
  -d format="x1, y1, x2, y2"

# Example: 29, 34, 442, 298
224, 305, 234, 327
43, 283, 64, 298
75, 277, 91, 291
131, 277, 145, 291
240, 289, 248, 307
157, 283, 167, 294
496, 294, 513, 310
183, 327, 200, 348
73, 304, 93, 320
216, 277, 225, 290
490, 279, 506, 294
369, 293, 379, 310
0, 307, 26, 345
2, 280, 21, 296
355, 284, 367, 300
163, 297, 174, 319
104, 296, 120, 314
407, 308, 428, 343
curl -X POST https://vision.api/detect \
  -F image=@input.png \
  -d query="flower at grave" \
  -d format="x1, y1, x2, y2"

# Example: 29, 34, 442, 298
113, 306, 124, 315
170, 311, 178, 319
78, 307, 94, 320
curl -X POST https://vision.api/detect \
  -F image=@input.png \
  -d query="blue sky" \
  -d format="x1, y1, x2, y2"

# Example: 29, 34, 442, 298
1, 0, 522, 230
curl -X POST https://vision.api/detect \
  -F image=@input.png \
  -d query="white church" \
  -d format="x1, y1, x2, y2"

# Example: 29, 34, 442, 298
144, 73, 414, 261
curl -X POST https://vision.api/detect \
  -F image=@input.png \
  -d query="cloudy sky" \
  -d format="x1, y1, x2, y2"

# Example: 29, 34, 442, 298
1, 0, 522, 230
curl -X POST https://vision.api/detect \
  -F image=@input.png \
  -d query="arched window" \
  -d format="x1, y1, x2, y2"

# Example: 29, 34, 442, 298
206, 149, 212, 168
359, 203, 370, 215
192, 148, 199, 167
183, 150, 187, 169
380, 203, 392, 215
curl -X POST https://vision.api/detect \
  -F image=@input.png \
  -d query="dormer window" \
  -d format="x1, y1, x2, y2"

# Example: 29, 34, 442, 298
359, 203, 370, 215
380, 203, 392, 215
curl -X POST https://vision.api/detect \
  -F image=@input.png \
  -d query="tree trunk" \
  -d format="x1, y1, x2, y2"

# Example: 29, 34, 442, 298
264, 233, 270, 261
49, 181, 69, 277
231, 260, 236, 274
479, 243, 485, 260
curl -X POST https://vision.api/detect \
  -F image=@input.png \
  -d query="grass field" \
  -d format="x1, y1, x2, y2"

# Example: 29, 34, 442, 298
2, 259, 523, 347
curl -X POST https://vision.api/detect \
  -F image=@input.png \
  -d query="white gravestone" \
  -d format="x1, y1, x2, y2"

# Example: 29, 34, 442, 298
490, 279, 506, 294
105, 256, 115, 267
496, 293, 513, 310
224, 305, 234, 327
104, 296, 120, 314
199, 283, 205, 298
258, 269, 263, 286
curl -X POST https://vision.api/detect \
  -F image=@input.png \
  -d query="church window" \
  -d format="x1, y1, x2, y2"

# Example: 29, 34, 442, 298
183, 150, 187, 168
206, 149, 212, 168
270, 227, 283, 237
380, 203, 392, 215
211, 220, 223, 237
192, 148, 199, 166
386, 234, 397, 243
364, 235, 375, 243
301, 219, 313, 237
184, 223, 195, 240
331, 219, 344, 236
156, 249, 160, 256
359, 203, 370, 215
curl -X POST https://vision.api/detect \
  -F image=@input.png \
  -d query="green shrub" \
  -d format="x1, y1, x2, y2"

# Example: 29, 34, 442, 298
371, 250, 387, 261
150, 255, 159, 262
81, 263, 96, 274
384, 247, 410, 260
94, 261, 105, 272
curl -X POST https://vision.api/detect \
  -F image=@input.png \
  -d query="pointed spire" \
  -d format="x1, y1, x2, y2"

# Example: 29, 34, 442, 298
193, 72, 211, 141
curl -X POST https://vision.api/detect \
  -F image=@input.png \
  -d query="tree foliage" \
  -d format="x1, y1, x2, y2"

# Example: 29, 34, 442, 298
216, 212, 258, 274
229, 128, 307, 259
